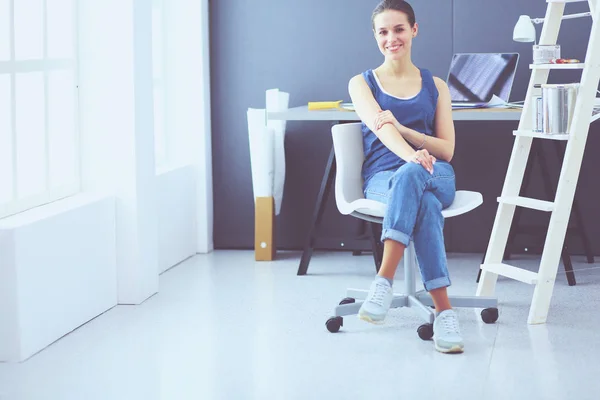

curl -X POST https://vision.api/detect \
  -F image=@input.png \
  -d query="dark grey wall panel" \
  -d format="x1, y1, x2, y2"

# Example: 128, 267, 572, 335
450, 0, 599, 256
453, 0, 592, 101
211, 0, 599, 255
211, 0, 453, 249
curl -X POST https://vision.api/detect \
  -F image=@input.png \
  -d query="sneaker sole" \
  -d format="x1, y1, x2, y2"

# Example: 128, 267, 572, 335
434, 343, 464, 354
357, 312, 385, 325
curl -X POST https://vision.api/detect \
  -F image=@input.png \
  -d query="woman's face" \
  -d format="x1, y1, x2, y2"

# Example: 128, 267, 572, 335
373, 10, 418, 61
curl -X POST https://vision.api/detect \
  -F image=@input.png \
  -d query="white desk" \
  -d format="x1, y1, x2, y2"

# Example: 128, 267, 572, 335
266, 106, 522, 275
268, 105, 522, 121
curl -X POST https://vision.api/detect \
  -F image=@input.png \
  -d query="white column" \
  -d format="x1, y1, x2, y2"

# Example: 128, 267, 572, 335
165, 0, 213, 253
198, 0, 214, 254
164, 0, 213, 254
78, 0, 159, 304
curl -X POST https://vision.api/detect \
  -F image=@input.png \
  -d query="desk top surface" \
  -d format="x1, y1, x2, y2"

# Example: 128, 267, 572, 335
268, 105, 522, 122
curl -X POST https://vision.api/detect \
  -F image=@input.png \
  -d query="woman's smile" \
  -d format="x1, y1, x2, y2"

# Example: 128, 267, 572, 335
386, 44, 402, 52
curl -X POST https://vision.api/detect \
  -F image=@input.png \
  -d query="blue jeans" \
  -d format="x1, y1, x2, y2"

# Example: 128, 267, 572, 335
364, 161, 456, 292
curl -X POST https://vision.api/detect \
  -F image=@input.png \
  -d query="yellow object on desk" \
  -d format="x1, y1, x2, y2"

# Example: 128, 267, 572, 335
308, 100, 355, 111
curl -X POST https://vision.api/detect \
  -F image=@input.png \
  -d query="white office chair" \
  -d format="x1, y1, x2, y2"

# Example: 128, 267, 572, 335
325, 122, 498, 340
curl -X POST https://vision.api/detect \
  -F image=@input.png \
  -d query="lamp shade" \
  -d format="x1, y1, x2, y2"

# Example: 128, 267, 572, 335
513, 15, 536, 42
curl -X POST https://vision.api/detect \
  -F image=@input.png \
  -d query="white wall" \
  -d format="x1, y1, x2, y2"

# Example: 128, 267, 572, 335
165, 0, 213, 253
0, 0, 212, 362
78, 0, 159, 305
0, 194, 117, 362
78, 0, 213, 286
0, 164, 200, 363
157, 166, 197, 273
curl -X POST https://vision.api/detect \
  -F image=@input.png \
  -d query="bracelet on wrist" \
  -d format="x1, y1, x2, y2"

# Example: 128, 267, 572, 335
417, 133, 427, 149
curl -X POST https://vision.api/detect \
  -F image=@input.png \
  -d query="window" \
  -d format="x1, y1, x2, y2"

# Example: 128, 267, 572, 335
152, 0, 167, 169
0, 0, 79, 218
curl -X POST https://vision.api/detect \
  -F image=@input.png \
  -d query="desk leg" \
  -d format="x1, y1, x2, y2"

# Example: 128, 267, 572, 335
297, 145, 336, 275
479, 141, 587, 285
537, 142, 576, 286
369, 222, 383, 273
482, 141, 577, 284
478, 143, 536, 283
504, 140, 537, 261
477, 141, 536, 283
553, 141, 594, 265
352, 221, 368, 256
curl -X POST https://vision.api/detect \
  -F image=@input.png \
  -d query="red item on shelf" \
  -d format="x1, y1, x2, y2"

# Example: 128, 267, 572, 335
551, 58, 581, 64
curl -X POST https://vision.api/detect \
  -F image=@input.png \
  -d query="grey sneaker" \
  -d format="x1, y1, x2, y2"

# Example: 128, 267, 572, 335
433, 309, 464, 353
358, 278, 393, 324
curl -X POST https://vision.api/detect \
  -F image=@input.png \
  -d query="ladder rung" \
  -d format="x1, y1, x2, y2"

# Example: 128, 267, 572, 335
497, 196, 554, 212
481, 263, 539, 285
513, 130, 570, 140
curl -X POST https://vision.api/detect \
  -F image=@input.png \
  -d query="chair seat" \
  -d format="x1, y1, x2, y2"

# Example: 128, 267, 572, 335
347, 190, 483, 222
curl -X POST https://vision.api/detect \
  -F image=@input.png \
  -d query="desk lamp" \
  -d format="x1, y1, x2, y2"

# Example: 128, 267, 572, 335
513, 12, 591, 43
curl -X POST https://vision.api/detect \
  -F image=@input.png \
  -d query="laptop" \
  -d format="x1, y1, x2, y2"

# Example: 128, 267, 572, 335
446, 53, 519, 108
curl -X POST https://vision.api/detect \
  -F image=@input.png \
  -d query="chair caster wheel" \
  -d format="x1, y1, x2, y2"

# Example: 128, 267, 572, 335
326, 317, 343, 333
417, 323, 434, 341
339, 297, 355, 305
481, 308, 499, 324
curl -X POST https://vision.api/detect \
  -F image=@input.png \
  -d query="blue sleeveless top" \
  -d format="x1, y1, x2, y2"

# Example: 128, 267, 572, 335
361, 68, 439, 183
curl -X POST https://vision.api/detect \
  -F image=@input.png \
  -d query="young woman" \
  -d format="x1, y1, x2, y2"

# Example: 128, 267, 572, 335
348, 0, 463, 353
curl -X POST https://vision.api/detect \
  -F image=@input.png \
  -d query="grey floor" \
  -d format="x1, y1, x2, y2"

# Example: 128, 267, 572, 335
1, 250, 599, 400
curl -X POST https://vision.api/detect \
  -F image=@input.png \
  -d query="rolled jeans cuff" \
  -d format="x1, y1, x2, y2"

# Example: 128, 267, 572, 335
381, 228, 410, 247
424, 276, 451, 292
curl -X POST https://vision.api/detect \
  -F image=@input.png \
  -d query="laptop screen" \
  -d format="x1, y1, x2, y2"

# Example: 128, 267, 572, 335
447, 53, 519, 103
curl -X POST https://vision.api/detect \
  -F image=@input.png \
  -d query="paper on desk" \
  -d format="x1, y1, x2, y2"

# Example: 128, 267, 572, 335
451, 94, 508, 109
247, 108, 274, 198
481, 94, 510, 108
266, 89, 289, 215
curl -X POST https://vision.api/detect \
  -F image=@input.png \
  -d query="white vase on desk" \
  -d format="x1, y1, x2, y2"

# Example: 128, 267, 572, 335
266, 88, 289, 216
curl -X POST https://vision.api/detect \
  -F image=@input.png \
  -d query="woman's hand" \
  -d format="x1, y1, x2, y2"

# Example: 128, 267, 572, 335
374, 110, 405, 133
409, 149, 436, 174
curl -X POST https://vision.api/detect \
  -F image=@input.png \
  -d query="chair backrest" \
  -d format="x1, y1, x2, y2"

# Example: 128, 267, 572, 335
331, 123, 366, 215
332, 122, 484, 220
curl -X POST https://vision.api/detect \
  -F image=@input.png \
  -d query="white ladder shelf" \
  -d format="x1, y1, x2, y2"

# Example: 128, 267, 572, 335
476, 0, 600, 324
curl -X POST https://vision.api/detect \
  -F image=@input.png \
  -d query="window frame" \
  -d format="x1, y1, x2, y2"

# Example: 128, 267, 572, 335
152, 0, 168, 170
0, 0, 80, 219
